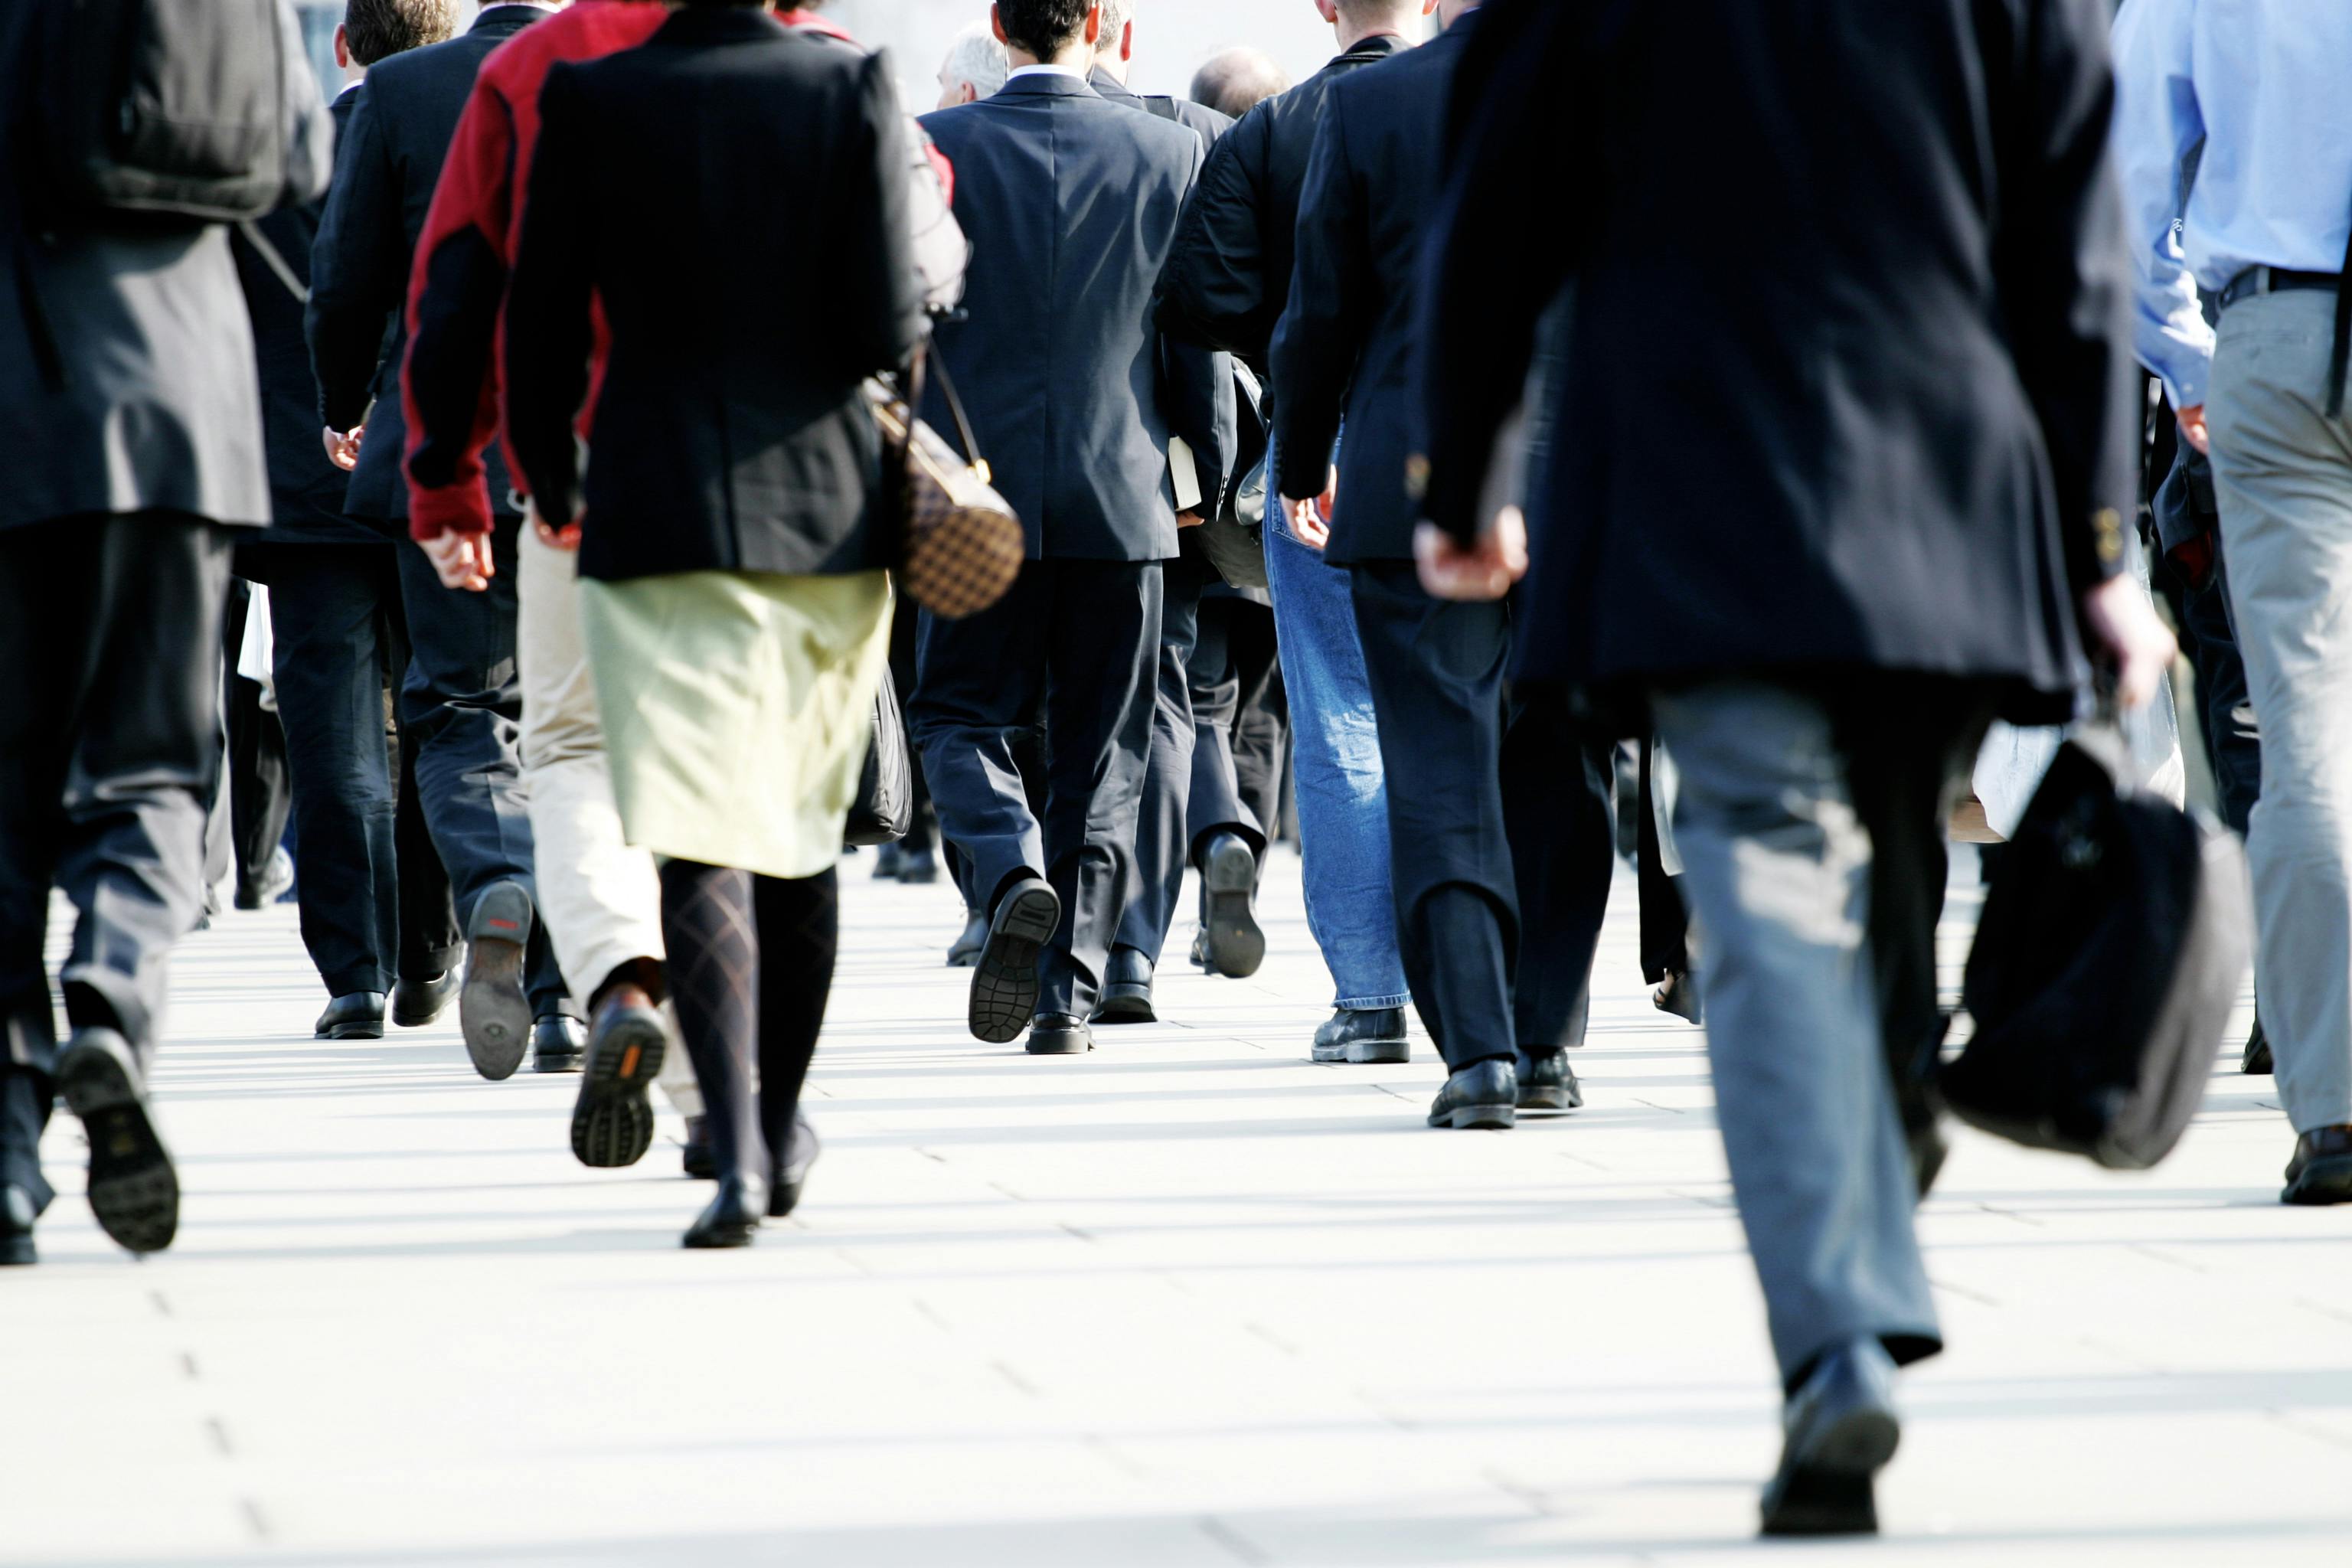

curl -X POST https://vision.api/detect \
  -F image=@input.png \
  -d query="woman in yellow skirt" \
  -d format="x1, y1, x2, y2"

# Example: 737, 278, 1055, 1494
498, 2, 928, 1246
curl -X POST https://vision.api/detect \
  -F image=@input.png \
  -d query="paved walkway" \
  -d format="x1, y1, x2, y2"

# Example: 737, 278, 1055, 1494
10, 854, 2350, 1566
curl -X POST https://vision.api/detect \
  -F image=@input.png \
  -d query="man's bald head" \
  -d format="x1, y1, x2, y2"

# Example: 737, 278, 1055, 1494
1190, 47, 1289, 120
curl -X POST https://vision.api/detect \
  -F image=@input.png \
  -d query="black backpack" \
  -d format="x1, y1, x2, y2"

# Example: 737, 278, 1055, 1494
1942, 729, 2252, 1171
23, 0, 293, 227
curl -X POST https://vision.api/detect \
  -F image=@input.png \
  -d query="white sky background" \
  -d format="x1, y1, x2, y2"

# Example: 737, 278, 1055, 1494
830, 0, 1434, 108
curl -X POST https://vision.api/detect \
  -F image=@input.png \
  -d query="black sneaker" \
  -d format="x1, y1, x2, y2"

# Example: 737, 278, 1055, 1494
969, 878, 1060, 1044
56, 1028, 178, 1255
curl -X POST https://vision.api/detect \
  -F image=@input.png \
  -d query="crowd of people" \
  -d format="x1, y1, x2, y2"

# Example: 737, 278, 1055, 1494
2, 0, 2347, 1540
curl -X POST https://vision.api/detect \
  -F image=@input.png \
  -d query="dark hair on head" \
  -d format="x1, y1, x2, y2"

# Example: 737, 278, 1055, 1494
995, 0, 1096, 60
340, 0, 461, 67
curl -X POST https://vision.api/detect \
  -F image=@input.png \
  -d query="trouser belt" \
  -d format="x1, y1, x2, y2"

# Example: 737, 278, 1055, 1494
2217, 266, 2344, 311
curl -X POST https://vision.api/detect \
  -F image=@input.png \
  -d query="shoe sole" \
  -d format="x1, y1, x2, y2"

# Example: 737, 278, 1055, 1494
2243, 1045, 2274, 1076
57, 1040, 178, 1255
459, 886, 534, 1081
1762, 1409, 1900, 1537
1200, 840, 1265, 979
2283, 1153, 2352, 1206
319, 1021, 384, 1042
1429, 1102, 1517, 1130
0, 1236, 32, 1266
1026, 1030, 1093, 1057
1519, 1083, 1584, 1112
1346, 1039, 1410, 1064
1093, 990, 1157, 1025
681, 1220, 760, 1250
534, 1046, 585, 1076
570, 1015, 666, 1170
969, 885, 1060, 1044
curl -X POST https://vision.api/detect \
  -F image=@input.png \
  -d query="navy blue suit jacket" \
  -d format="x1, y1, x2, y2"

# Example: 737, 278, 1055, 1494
920, 74, 1215, 562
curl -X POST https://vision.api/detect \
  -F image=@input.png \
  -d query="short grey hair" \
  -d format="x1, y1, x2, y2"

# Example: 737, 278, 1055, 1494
939, 21, 1011, 99
1097, 0, 1131, 42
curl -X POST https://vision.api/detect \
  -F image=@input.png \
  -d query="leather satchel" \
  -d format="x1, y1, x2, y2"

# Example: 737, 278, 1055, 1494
867, 351, 1023, 620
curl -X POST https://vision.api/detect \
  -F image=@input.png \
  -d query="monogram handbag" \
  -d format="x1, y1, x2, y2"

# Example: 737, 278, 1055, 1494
867, 350, 1023, 620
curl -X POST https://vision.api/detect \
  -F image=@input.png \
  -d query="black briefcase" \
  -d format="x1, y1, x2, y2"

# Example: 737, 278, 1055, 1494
844, 664, 912, 848
1942, 728, 2251, 1171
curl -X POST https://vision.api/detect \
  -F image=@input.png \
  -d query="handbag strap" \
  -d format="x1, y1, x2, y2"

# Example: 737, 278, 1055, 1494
926, 349, 989, 481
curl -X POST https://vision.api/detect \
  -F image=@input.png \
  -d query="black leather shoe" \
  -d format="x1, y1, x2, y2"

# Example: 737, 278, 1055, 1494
946, 908, 988, 969
1652, 969, 1704, 1024
234, 848, 295, 911
1426, 1059, 1517, 1129
1197, 832, 1266, 978
56, 1028, 178, 1255
531, 1014, 586, 1074
1026, 1012, 1093, 1056
314, 992, 386, 1041
1760, 1338, 1902, 1537
895, 845, 940, 884
970, 877, 1060, 1044
1, 1183, 36, 1267
2283, 1125, 2352, 1206
769, 1112, 821, 1218
571, 986, 666, 1168
682, 1173, 768, 1249
872, 842, 906, 879
390, 971, 459, 1029
2243, 1011, 2273, 1075
681, 1115, 715, 1180
1312, 1007, 1408, 1064
1517, 1049, 1583, 1112
1093, 947, 1157, 1024
459, 881, 536, 1080
1187, 926, 1213, 971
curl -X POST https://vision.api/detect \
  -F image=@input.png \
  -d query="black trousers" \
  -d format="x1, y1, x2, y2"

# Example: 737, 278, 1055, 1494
1189, 593, 1282, 866
219, 579, 292, 903
265, 543, 461, 997
0, 513, 233, 1211
390, 514, 567, 1015
2168, 548, 2262, 837
1635, 736, 1694, 986
1351, 564, 1617, 1068
885, 590, 939, 856
912, 559, 1161, 1018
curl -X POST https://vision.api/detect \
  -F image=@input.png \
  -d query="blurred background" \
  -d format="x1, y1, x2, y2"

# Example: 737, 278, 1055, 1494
289, 2, 1435, 111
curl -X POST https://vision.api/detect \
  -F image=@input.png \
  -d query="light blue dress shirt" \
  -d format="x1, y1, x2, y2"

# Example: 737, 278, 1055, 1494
2112, 0, 2352, 407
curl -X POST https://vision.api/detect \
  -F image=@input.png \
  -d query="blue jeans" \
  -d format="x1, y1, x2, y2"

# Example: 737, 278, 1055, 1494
1263, 433, 1408, 1011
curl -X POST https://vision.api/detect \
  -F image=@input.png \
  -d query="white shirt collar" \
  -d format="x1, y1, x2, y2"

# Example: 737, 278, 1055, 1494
1007, 63, 1086, 82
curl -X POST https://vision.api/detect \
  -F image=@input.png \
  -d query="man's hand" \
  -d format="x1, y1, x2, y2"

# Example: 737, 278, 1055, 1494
2080, 573, 2179, 711
1285, 496, 1330, 550
420, 530, 496, 593
322, 424, 364, 472
1415, 509, 1527, 602
2177, 403, 2210, 456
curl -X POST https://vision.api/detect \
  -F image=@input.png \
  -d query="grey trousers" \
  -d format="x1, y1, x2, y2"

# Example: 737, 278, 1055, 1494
1651, 679, 1987, 1386
2211, 288, 2352, 1134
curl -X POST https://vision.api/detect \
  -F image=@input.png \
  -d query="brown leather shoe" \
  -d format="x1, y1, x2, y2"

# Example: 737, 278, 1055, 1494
2283, 1125, 2352, 1206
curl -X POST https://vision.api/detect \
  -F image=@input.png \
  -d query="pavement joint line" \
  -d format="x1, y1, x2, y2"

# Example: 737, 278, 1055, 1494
1197, 1514, 1271, 1566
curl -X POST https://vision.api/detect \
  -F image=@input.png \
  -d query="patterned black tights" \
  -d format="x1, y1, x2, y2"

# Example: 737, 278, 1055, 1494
658, 861, 838, 1187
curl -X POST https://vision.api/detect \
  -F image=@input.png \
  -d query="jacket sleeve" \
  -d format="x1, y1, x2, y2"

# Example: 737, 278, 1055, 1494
1157, 142, 1239, 514
273, 0, 333, 207
1269, 89, 1370, 502
1416, 0, 1577, 545
401, 80, 518, 541
501, 68, 598, 530
831, 53, 928, 378
305, 83, 406, 433
2002, 0, 2136, 592
1153, 113, 1272, 360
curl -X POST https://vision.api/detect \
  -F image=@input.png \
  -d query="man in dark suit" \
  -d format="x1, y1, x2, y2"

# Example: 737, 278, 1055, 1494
309, 0, 583, 1082
1413, 0, 2176, 1533
1272, 0, 1617, 1130
0, 0, 332, 1265
911, 0, 1224, 1057
235, 0, 463, 1046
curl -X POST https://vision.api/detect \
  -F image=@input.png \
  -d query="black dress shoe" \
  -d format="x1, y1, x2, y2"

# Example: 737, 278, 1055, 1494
234, 848, 295, 911
2243, 1011, 2273, 1075
1426, 1059, 1517, 1129
1311, 1007, 1408, 1063
1092, 947, 1157, 1024
390, 971, 459, 1029
314, 991, 386, 1041
2283, 1125, 2352, 1206
1760, 1338, 1902, 1537
969, 877, 1060, 1044
571, 986, 667, 1169
459, 881, 536, 1080
1196, 832, 1266, 978
1, 1183, 37, 1267
56, 1028, 178, 1255
946, 907, 988, 969
896, 845, 941, 884
1652, 969, 1704, 1024
1517, 1049, 1583, 1112
681, 1115, 716, 1180
1187, 925, 1213, 972
872, 841, 907, 880
682, 1173, 768, 1249
532, 1014, 586, 1074
769, 1112, 821, 1218
1026, 1013, 1093, 1056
